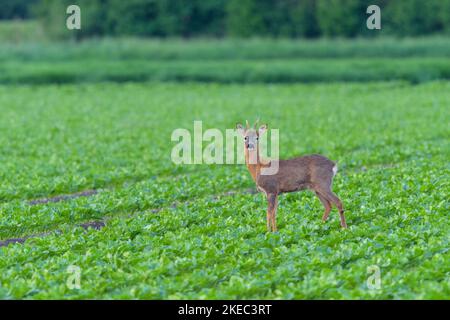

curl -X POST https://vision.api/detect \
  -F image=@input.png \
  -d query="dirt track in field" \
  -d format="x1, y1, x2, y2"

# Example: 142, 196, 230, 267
28, 189, 98, 205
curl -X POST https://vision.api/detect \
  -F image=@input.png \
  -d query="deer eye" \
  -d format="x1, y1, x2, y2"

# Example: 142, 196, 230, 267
244, 137, 248, 141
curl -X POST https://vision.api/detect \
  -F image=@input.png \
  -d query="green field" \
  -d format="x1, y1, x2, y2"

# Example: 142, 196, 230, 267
0, 26, 449, 299
0, 79, 449, 298
1, 37, 450, 84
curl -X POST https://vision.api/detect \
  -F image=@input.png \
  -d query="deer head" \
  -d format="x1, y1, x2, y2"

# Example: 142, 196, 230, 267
236, 120, 268, 152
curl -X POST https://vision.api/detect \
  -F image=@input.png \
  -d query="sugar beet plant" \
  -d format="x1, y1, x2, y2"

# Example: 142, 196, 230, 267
0, 79, 448, 299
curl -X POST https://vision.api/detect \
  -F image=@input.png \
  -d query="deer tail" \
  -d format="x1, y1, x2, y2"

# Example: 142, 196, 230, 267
332, 163, 338, 177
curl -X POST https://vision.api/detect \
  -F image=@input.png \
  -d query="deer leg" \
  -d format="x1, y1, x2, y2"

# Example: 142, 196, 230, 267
272, 194, 278, 232
267, 193, 278, 232
266, 206, 272, 232
315, 191, 332, 222
326, 191, 347, 228
317, 186, 347, 229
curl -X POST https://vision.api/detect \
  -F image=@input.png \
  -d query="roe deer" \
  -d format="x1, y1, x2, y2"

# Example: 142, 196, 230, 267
236, 120, 347, 232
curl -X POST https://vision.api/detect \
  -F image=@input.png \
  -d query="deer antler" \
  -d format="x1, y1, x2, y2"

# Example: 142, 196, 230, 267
246, 120, 250, 129
254, 118, 260, 129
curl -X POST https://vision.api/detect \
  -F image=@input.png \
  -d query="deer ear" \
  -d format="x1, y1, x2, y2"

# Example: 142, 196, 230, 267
258, 124, 268, 136
236, 123, 245, 136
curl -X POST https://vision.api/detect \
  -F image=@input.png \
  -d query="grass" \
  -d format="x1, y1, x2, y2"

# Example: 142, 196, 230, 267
3, 36, 450, 61
1, 58, 450, 84
0, 20, 46, 43
0, 81, 449, 299
1, 36, 450, 84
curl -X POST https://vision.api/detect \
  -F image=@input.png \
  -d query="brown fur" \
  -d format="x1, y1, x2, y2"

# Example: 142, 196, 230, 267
237, 121, 347, 232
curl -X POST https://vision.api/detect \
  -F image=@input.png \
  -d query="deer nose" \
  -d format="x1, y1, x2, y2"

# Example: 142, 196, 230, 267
247, 143, 254, 149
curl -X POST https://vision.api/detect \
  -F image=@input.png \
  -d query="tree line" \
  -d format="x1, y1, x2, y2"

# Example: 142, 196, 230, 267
2, 0, 450, 38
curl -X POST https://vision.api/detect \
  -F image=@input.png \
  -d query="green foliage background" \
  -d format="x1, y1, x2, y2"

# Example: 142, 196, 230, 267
1, 0, 450, 38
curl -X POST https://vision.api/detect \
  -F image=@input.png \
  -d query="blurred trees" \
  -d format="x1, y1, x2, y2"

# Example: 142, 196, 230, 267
1, 0, 450, 38
107, 0, 226, 37
0, 0, 38, 19
384, 0, 449, 36
316, 0, 367, 37
226, 0, 319, 38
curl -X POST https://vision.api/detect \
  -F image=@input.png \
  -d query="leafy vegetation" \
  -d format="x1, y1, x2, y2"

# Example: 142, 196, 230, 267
0, 81, 448, 299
